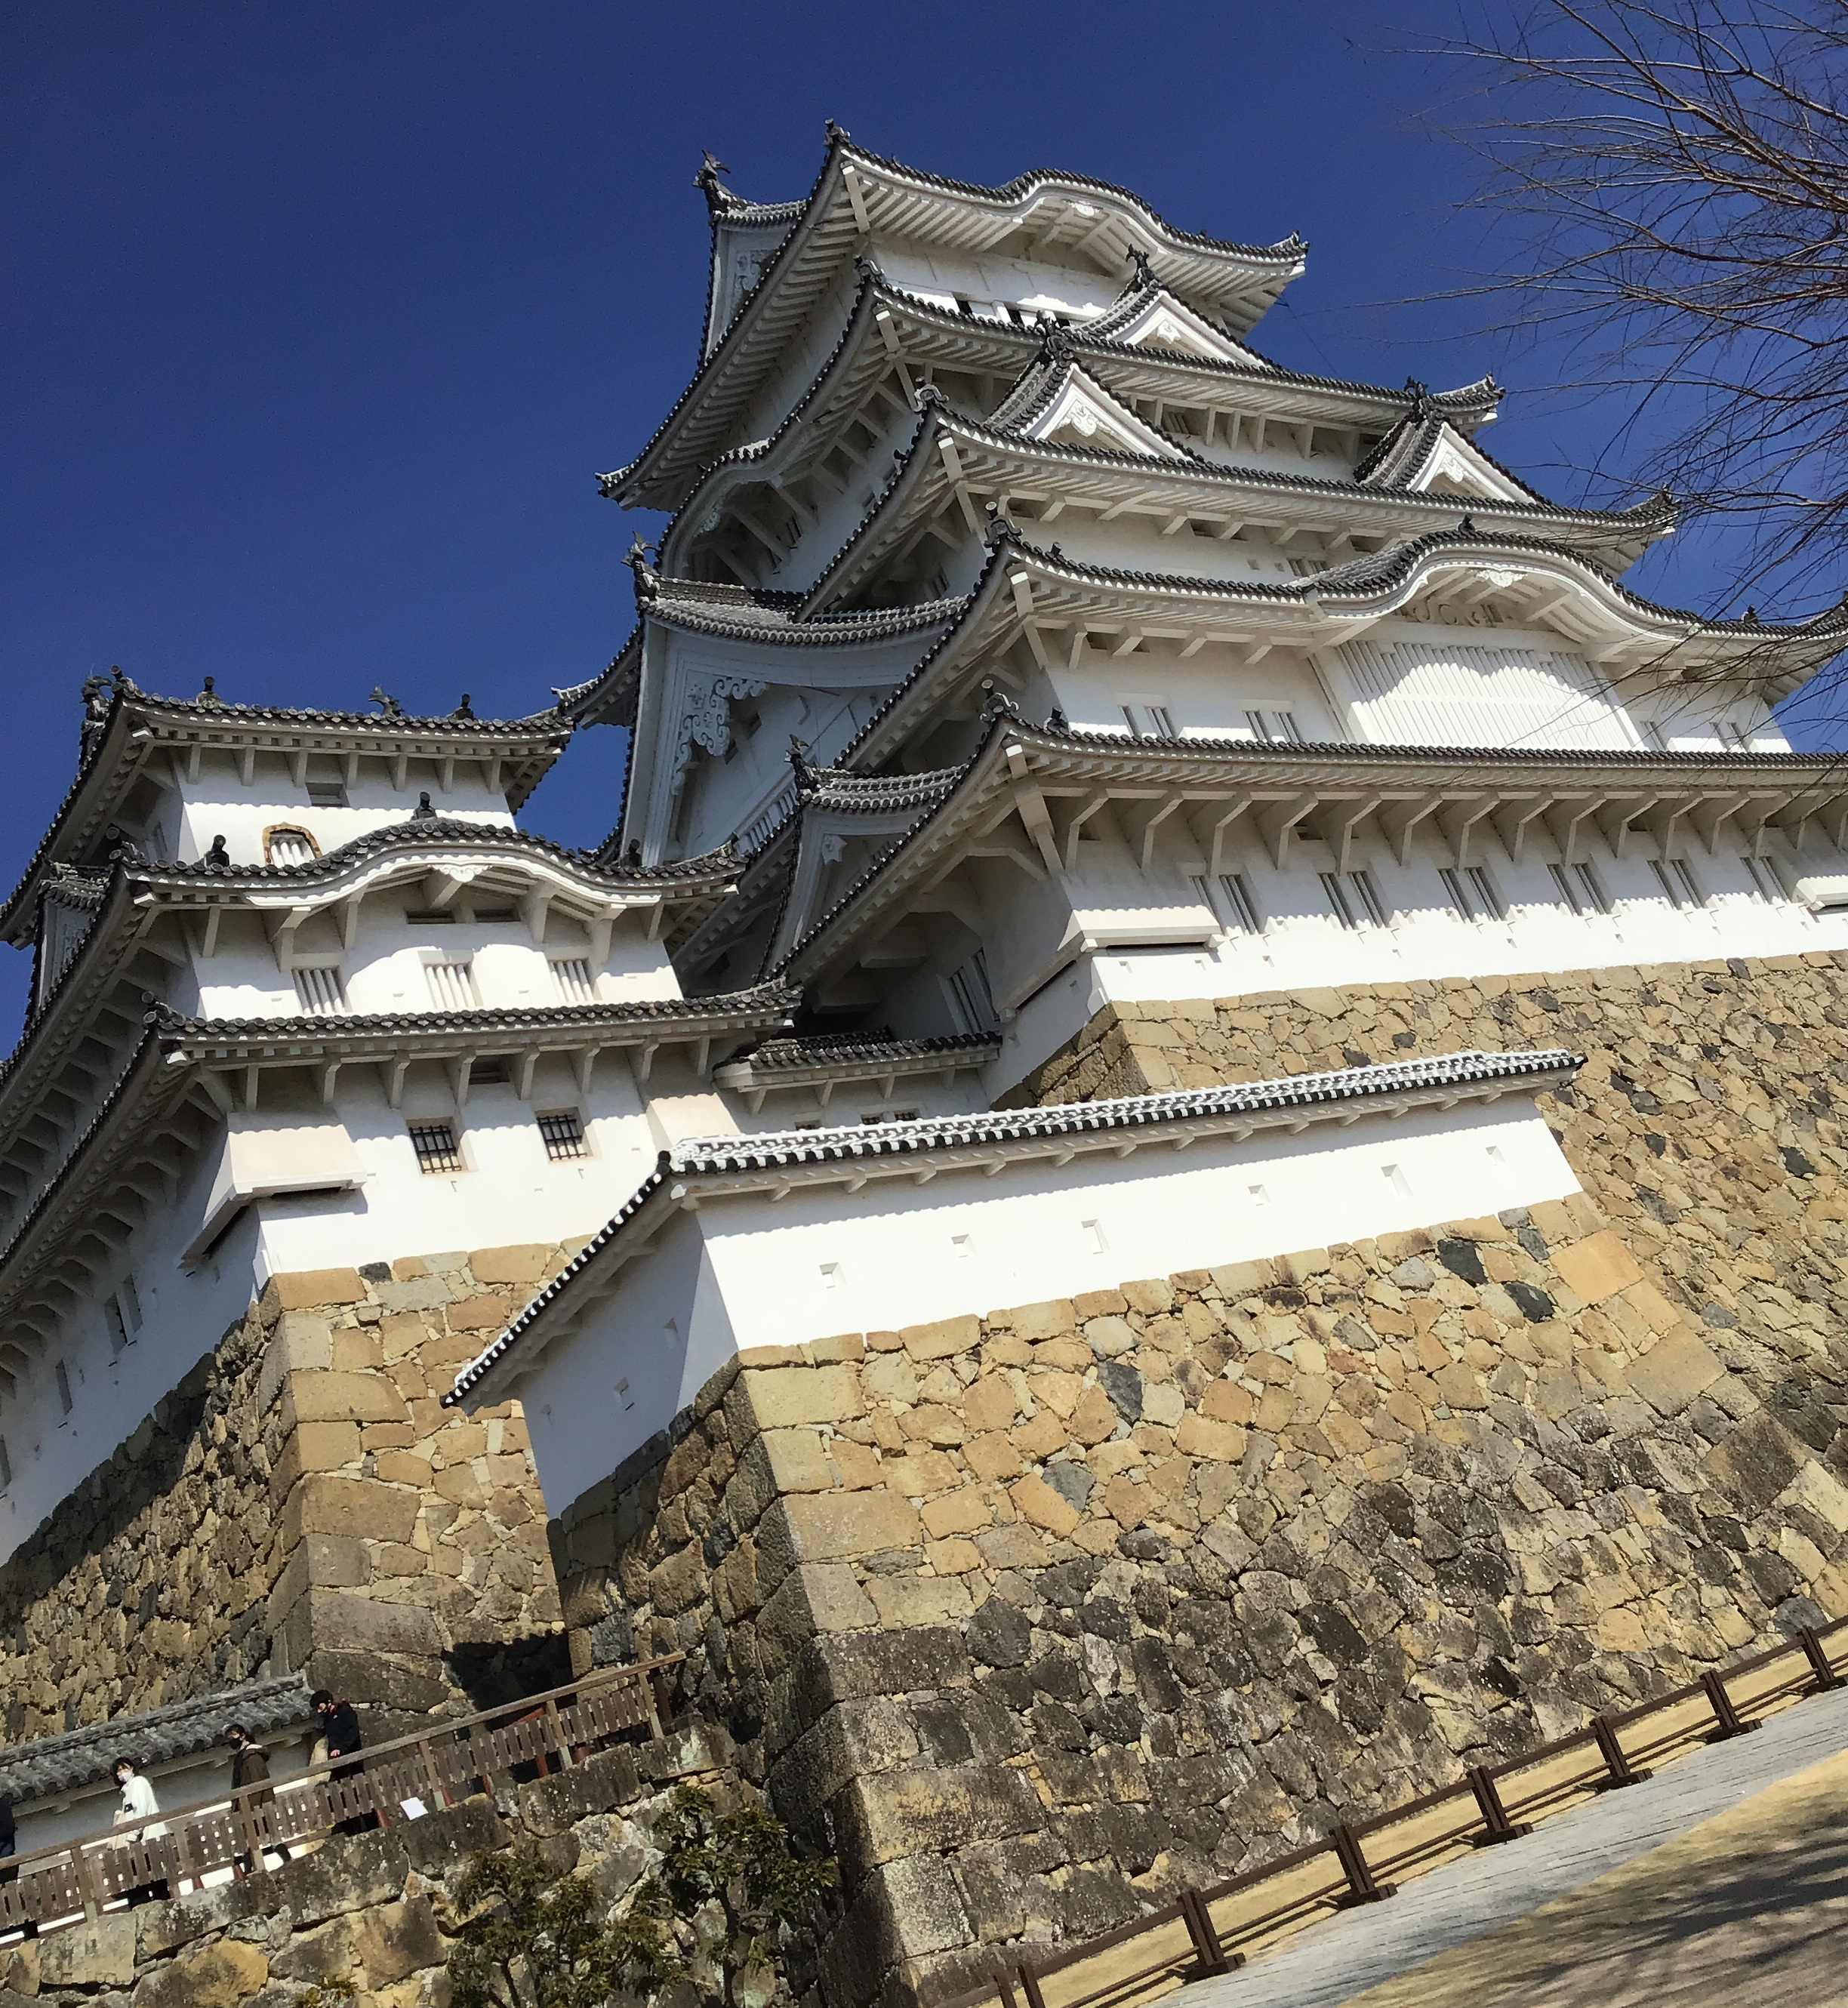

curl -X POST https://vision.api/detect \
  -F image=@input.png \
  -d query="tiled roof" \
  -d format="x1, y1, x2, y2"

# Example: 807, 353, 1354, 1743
0, 1675, 313, 1807
445, 1046, 1580, 1404
156, 983, 800, 1050
138, 815, 743, 889
641, 574, 968, 645
721, 1028, 999, 1071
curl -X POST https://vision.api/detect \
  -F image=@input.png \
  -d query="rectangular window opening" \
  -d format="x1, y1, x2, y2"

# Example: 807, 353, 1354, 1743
54, 1360, 72, 1415
424, 959, 479, 1011
1551, 861, 1609, 915
550, 956, 596, 1005
306, 778, 348, 808
1743, 855, 1788, 901
1382, 1163, 1412, 1197
946, 950, 998, 1035
537, 1110, 588, 1161
1082, 1219, 1107, 1255
404, 907, 457, 925
1651, 858, 1704, 909
119, 1274, 142, 1332
1323, 870, 1385, 929
104, 1298, 129, 1354
1218, 872, 1262, 933
473, 906, 518, 925
0, 1437, 12, 1491
408, 1121, 463, 1175
293, 966, 347, 1018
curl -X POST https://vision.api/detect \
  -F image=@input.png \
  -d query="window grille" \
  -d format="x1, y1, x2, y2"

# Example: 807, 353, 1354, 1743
1642, 722, 1668, 752
1743, 855, 1788, 902
1650, 858, 1704, 909
294, 966, 346, 1017
105, 1297, 129, 1353
1717, 719, 1750, 750
469, 1058, 509, 1086
1190, 873, 1261, 935
1246, 709, 1302, 744
408, 1121, 462, 1174
537, 1110, 587, 1160
946, 950, 999, 1034
1321, 870, 1386, 930
266, 826, 318, 867
425, 959, 479, 1011
551, 957, 596, 1004
54, 1360, 72, 1415
861, 1109, 919, 1125
306, 778, 347, 808
473, 906, 518, 924
1550, 861, 1610, 915
1120, 703, 1176, 738
1440, 866, 1505, 922
405, 907, 457, 924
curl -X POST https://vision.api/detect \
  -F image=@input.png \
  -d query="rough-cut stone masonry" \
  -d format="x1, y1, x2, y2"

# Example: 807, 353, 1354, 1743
0, 1716, 735, 2007
0, 1243, 575, 1740
549, 1184, 1848, 2008
1009, 952, 1848, 1432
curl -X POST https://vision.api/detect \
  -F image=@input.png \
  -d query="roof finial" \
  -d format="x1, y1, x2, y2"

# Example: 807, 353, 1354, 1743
1745, 605, 1760, 624
853, 253, 885, 288
196, 675, 223, 707
1048, 707, 1068, 731
982, 501, 1021, 550
787, 735, 819, 796
913, 380, 947, 414
824, 119, 851, 146
624, 839, 642, 865
694, 150, 734, 217
204, 835, 230, 871
369, 685, 404, 717
411, 790, 436, 819
1458, 515, 1477, 535
1036, 313, 1076, 366
453, 692, 475, 718
1127, 245, 1156, 289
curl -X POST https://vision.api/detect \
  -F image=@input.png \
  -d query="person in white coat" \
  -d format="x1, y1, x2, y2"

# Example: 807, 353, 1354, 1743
110, 1759, 168, 1906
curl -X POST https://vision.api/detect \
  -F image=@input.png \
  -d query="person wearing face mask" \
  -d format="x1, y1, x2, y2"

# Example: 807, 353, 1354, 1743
110, 1759, 168, 1906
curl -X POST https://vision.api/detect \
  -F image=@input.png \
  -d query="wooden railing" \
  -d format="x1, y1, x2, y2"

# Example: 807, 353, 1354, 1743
0, 1653, 683, 1940
939, 1619, 1848, 2008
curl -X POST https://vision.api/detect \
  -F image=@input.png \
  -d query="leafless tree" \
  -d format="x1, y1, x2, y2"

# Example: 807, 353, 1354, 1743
1437, 1, 1848, 632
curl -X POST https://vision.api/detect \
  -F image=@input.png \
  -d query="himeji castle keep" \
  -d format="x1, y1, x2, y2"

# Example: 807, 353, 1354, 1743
10, 128, 1848, 2003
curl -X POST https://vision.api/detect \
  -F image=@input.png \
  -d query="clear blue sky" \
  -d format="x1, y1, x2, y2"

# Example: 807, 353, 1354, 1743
3, 2, 1837, 1025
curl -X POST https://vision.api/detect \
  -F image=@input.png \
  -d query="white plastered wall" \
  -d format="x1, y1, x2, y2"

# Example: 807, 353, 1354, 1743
517, 1092, 1579, 1514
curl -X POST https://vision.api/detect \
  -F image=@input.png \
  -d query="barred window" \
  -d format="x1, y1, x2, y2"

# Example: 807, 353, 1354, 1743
265, 825, 319, 867
54, 1360, 72, 1415
1550, 861, 1611, 916
1440, 866, 1505, 922
105, 1298, 129, 1353
1321, 869, 1387, 930
424, 959, 479, 1010
537, 1110, 587, 1160
408, 1121, 462, 1174
1649, 858, 1704, 910
294, 966, 346, 1016
1743, 855, 1788, 902
550, 957, 596, 1004
306, 778, 347, 808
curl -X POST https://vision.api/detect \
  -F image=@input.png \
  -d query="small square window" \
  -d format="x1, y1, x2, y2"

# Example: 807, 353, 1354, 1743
537, 1110, 587, 1161
306, 778, 348, 808
408, 1122, 462, 1174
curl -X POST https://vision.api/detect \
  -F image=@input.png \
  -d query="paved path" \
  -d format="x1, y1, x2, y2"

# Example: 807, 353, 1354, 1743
1187, 1682, 1848, 2008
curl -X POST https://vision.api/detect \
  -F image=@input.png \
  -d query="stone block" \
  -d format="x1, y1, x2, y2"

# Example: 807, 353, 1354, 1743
866, 1574, 973, 1628
1176, 1413, 1246, 1461
1552, 1230, 1644, 1305
284, 1370, 411, 1427
305, 1588, 443, 1655
470, 1242, 552, 1283
1781, 1459, 1848, 1534
903, 1314, 982, 1361
1622, 1280, 1687, 1338
1009, 1300, 1076, 1341
759, 1427, 835, 1493
771, 1489, 922, 1565
1705, 1412, 1809, 1514
963, 1377, 1019, 1434
257, 1311, 333, 1412
132, 1939, 270, 2006
291, 1474, 422, 1544
270, 1419, 363, 1499
1624, 1332, 1724, 1416
266, 1267, 368, 1313
38, 1913, 136, 1989
355, 1895, 445, 1987
920, 1489, 992, 1538
447, 1291, 519, 1332
1009, 1473, 1082, 1536
740, 1363, 864, 1428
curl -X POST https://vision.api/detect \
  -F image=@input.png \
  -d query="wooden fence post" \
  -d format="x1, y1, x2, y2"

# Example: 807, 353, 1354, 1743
1178, 1886, 1234, 1976
1467, 1766, 1531, 1845
1799, 1626, 1841, 1692
1701, 1669, 1757, 1742
1329, 1824, 1394, 1905
1592, 1714, 1651, 1789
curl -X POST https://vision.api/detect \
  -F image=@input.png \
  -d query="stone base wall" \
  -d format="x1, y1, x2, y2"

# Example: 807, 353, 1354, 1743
0, 1716, 736, 2006
0, 1240, 574, 1739
547, 1179, 1848, 2008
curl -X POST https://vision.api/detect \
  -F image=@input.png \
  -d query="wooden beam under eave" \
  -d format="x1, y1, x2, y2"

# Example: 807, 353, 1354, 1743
1380, 795, 1443, 867
1258, 792, 1319, 869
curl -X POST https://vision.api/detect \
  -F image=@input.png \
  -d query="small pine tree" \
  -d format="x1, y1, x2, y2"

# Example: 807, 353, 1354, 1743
445, 1785, 835, 2008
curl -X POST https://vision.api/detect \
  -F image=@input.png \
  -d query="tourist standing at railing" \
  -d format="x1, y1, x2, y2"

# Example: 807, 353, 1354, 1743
0, 1793, 29, 1939
225, 1723, 285, 1874
110, 1759, 168, 1906
313, 1689, 377, 1836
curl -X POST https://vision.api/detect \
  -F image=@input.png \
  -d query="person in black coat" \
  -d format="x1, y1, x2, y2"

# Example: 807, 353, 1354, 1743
312, 1690, 377, 1836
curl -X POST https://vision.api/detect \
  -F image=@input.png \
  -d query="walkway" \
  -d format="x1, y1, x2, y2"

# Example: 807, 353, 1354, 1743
1187, 1681, 1848, 2008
